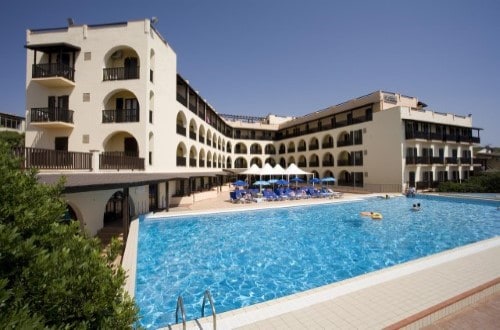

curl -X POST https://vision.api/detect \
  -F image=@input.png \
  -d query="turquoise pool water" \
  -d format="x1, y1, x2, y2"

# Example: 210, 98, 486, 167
135, 195, 500, 328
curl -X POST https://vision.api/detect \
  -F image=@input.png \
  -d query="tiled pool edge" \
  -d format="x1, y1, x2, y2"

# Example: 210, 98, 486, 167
123, 217, 140, 298
385, 278, 500, 329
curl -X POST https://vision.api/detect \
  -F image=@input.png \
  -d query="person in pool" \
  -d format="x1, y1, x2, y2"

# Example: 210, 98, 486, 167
412, 203, 421, 211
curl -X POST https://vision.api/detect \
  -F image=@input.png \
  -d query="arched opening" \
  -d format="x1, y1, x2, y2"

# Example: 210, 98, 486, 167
199, 125, 206, 144
102, 131, 139, 157
189, 146, 197, 167
103, 46, 140, 81
322, 152, 334, 167
288, 156, 296, 165
337, 150, 350, 166
298, 139, 307, 152
226, 156, 232, 169
250, 143, 262, 155
199, 149, 206, 167
102, 89, 139, 123
265, 157, 276, 166
278, 143, 286, 154
176, 142, 187, 166
103, 190, 124, 227
265, 144, 276, 155
279, 157, 286, 168
149, 90, 154, 124
189, 119, 197, 141
298, 155, 307, 167
148, 131, 154, 166
288, 141, 296, 153
250, 157, 262, 167
309, 137, 319, 150
226, 141, 232, 153
235, 142, 247, 154
309, 154, 319, 167
176, 111, 187, 136
207, 151, 213, 168
337, 131, 351, 147
322, 134, 334, 149
235, 157, 248, 169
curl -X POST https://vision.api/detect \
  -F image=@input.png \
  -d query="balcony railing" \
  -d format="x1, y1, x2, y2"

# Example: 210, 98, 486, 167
199, 160, 205, 167
199, 136, 205, 143
446, 157, 458, 164
337, 140, 353, 147
32, 63, 75, 81
322, 160, 334, 166
189, 158, 197, 167
309, 144, 319, 151
189, 131, 196, 140
31, 107, 74, 124
288, 147, 295, 153
102, 109, 139, 123
13, 147, 92, 170
297, 146, 307, 152
100, 152, 144, 170
176, 156, 186, 166
102, 66, 140, 81
322, 142, 334, 149
309, 161, 319, 167
176, 125, 186, 136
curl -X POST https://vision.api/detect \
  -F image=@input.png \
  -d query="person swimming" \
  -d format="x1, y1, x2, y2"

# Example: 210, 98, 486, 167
412, 203, 421, 211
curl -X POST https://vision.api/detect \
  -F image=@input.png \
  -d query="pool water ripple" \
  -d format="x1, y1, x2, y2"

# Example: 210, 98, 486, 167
135, 195, 500, 328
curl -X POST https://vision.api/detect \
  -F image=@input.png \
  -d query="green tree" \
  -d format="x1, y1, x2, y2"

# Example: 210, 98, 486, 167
0, 142, 139, 328
0, 131, 24, 148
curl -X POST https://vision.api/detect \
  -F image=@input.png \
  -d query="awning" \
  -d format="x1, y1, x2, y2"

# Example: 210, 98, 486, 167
25, 42, 81, 53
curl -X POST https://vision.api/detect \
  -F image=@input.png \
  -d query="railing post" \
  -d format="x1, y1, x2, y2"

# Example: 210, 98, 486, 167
90, 150, 100, 172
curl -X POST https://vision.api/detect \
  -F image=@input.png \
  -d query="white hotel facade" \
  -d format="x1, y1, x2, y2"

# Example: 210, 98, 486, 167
23, 19, 482, 235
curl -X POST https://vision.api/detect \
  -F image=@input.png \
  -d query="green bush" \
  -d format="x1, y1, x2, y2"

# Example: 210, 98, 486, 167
437, 172, 500, 193
0, 143, 139, 328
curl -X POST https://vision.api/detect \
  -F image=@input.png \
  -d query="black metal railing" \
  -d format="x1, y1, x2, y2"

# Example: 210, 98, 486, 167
32, 63, 75, 81
189, 131, 196, 140
189, 158, 197, 167
102, 66, 140, 81
298, 146, 307, 152
337, 139, 353, 147
30, 108, 74, 124
322, 160, 334, 166
199, 136, 205, 143
309, 144, 319, 151
102, 109, 139, 123
13, 147, 92, 170
100, 152, 144, 170
176, 125, 186, 136
322, 142, 334, 149
176, 156, 186, 166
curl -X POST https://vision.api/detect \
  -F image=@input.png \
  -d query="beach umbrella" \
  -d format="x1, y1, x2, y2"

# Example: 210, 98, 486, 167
232, 180, 248, 187
253, 180, 270, 193
290, 176, 304, 187
321, 177, 336, 187
309, 177, 321, 187
276, 179, 289, 186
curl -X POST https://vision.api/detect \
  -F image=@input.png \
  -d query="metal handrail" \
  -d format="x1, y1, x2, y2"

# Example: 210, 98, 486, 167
175, 295, 186, 330
201, 289, 217, 329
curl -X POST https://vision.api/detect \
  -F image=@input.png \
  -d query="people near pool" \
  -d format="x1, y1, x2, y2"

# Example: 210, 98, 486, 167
405, 186, 416, 197
412, 203, 421, 211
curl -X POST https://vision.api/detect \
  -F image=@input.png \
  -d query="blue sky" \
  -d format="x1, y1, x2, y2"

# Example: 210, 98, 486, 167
1, 0, 499, 146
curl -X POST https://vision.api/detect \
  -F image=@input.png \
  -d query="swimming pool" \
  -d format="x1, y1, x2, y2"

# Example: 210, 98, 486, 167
135, 195, 500, 328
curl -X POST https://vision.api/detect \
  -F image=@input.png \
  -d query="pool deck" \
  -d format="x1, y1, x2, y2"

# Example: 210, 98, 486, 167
123, 191, 500, 329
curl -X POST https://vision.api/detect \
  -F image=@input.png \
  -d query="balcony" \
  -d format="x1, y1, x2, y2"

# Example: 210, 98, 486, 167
100, 152, 144, 170
446, 157, 458, 164
103, 66, 140, 81
32, 63, 75, 87
189, 158, 197, 167
199, 136, 205, 144
309, 161, 319, 167
309, 144, 319, 151
322, 142, 334, 149
322, 160, 334, 167
30, 107, 74, 128
189, 131, 196, 140
176, 125, 186, 136
337, 140, 353, 147
297, 146, 307, 152
460, 157, 472, 165
102, 109, 139, 123
176, 156, 186, 167
13, 147, 92, 170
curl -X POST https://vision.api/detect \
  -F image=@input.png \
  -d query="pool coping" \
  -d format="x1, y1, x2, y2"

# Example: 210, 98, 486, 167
122, 196, 500, 329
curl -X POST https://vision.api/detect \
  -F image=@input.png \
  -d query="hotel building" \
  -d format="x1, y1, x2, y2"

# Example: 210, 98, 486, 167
23, 19, 482, 236
0, 112, 25, 133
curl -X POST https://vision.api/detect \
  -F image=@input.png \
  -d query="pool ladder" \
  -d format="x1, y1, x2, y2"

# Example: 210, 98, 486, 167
176, 289, 217, 330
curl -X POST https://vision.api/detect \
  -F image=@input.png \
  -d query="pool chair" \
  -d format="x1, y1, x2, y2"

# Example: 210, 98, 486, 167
307, 188, 321, 198
234, 191, 248, 203
274, 188, 289, 201
263, 190, 278, 201
320, 187, 334, 198
330, 190, 343, 199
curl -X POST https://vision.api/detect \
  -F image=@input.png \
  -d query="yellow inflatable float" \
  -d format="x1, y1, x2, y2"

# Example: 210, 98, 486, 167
360, 211, 383, 220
